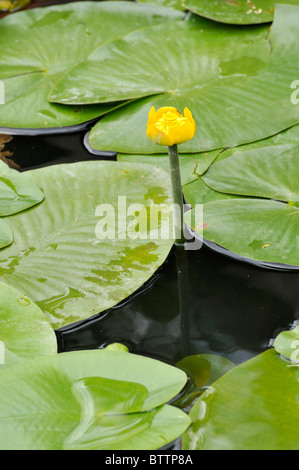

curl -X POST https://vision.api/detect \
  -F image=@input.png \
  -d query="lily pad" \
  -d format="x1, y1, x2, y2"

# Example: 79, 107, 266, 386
0, 349, 190, 450
182, 349, 299, 450
0, 160, 44, 216
183, 175, 236, 207
274, 325, 299, 362
117, 149, 222, 186
51, 5, 299, 154
0, 161, 174, 329
0, 220, 13, 249
0, 281, 57, 371
202, 143, 299, 203
188, 198, 299, 267
183, 0, 299, 25
0, 1, 184, 130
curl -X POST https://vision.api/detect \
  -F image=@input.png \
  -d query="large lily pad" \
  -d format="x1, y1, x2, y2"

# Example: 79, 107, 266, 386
202, 143, 299, 203
0, 282, 57, 371
182, 349, 299, 450
51, 5, 299, 154
0, 1, 184, 130
0, 349, 190, 450
188, 198, 299, 267
183, 0, 299, 25
0, 161, 174, 329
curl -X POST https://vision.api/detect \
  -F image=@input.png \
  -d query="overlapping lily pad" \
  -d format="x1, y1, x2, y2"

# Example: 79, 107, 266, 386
0, 1, 184, 130
0, 281, 57, 371
117, 149, 222, 186
0, 220, 12, 249
183, 0, 299, 25
0, 349, 190, 450
0, 161, 174, 329
203, 144, 299, 202
185, 123, 299, 267
50, 5, 299, 155
182, 349, 299, 450
188, 198, 299, 267
0, 160, 44, 249
0, 160, 44, 215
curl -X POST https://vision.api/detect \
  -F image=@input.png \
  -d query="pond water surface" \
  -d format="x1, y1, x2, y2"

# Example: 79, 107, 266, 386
2, 127, 298, 369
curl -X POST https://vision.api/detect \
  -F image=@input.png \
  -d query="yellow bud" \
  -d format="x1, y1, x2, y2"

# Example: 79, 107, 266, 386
146, 106, 196, 146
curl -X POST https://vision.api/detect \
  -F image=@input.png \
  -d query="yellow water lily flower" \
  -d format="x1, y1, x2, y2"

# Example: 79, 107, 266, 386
146, 106, 196, 146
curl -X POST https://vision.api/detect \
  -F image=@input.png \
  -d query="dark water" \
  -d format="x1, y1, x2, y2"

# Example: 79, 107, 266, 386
2, 128, 298, 368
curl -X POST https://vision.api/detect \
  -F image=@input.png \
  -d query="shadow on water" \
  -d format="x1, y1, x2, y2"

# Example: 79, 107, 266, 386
2, 129, 299, 367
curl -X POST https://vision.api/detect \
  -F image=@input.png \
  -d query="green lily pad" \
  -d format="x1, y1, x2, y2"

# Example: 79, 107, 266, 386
0, 161, 44, 216
0, 161, 174, 329
118, 149, 222, 186
214, 123, 299, 162
188, 198, 299, 266
182, 349, 299, 450
0, 349, 190, 450
0, 1, 184, 129
0, 281, 57, 371
183, 176, 236, 207
0, 220, 13, 249
274, 325, 299, 362
202, 143, 299, 203
51, 5, 299, 154
183, 0, 299, 25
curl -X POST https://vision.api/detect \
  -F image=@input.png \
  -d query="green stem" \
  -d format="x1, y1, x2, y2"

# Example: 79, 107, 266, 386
168, 144, 185, 244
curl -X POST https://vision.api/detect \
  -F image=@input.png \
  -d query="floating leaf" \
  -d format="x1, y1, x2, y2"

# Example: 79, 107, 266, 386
0, 1, 184, 129
182, 349, 299, 450
118, 149, 221, 186
188, 198, 299, 267
0, 161, 174, 329
0, 220, 12, 249
183, 176, 236, 207
183, 0, 299, 25
0, 349, 190, 450
0, 161, 44, 216
0, 282, 57, 371
274, 325, 299, 362
202, 143, 299, 203
51, 5, 299, 154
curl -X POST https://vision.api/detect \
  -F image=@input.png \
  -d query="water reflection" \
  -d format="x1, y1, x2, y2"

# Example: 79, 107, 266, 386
57, 244, 298, 366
